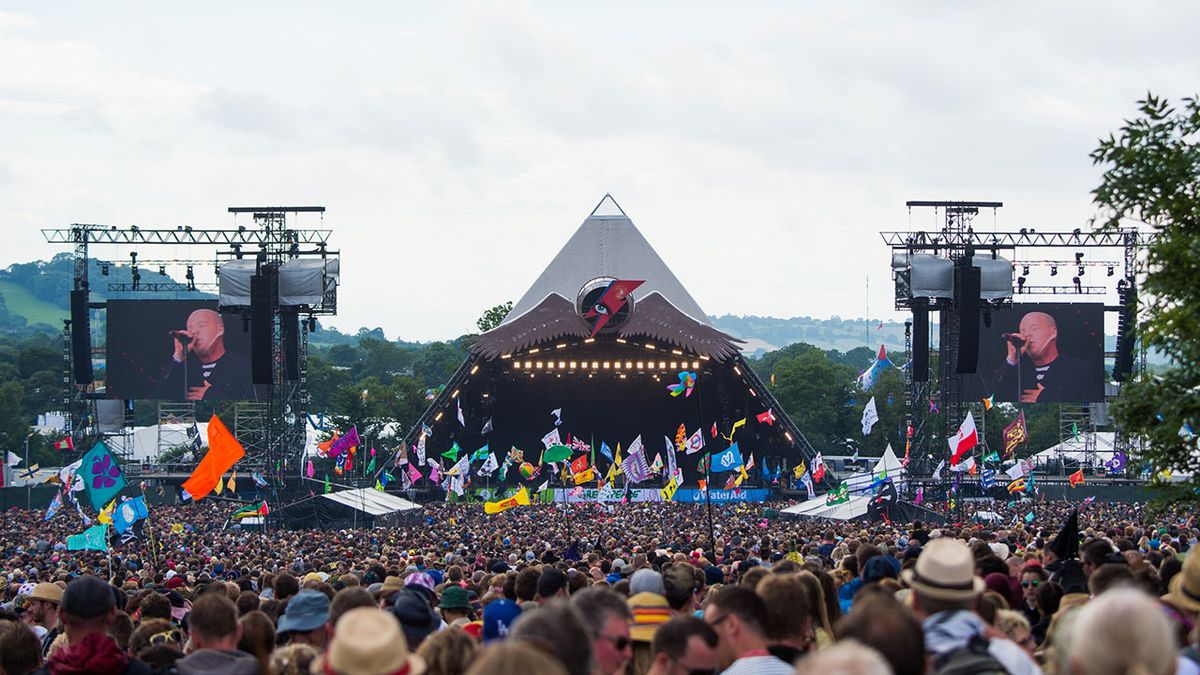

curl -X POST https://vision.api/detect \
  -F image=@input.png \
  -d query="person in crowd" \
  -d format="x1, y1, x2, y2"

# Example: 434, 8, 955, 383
127, 619, 184, 670
315, 607, 425, 675
902, 538, 1042, 675
794, 640, 893, 675
755, 572, 812, 664
571, 587, 634, 675
25, 583, 62, 655
1065, 588, 1177, 675
275, 589, 330, 650
510, 599, 594, 675
38, 575, 151, 675
702, 586, 793, 674
416, 626, 479, 675
465, 640, 569, 675
646, 616, 718, 675
835, 594, 926, 675
1, 620, 43, 675
175, 592, 260, 675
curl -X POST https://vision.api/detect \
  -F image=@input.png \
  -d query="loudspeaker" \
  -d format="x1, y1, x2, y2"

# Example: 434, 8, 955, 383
1114, 284, 1136, 382
250, 274, 274, 385
280, 307, 300, 381
955, 261, 981, 374
912, 301, 929, 382
70, 289, 93, 384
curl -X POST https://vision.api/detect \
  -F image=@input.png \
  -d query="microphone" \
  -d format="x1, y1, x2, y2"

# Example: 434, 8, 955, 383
169, 330, 193, 345
1002, 333, 1025, 345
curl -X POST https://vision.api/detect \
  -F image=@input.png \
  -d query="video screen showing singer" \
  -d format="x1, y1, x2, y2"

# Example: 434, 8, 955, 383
155, 309, 253, 400
991, 311, 1101, 403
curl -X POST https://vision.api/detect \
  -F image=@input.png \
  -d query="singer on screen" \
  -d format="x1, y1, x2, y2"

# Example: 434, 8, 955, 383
992, 310, 1098, 403
155, 309, 252, 400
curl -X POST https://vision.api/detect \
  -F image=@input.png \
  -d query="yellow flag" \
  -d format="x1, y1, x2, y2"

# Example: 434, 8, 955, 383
484, 486, 531, 514
214, 474, 224, 494
660, 477, 679, 502
573, 468, 595, 485
735, 465, 749, 487
98, 499, 116, 524
793, 460, 807, 479
170, 523, 184, 535
227, 471, 237, 493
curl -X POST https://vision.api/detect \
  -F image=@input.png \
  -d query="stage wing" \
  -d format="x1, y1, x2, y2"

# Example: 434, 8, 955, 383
618, 292, 743, 361
470, 294, 591, 359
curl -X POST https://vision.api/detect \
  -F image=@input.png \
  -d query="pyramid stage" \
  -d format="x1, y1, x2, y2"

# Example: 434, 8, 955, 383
401, 196, 825, 503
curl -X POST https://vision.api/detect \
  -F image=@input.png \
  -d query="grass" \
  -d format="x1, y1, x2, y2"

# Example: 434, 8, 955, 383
0, 280, 68, 327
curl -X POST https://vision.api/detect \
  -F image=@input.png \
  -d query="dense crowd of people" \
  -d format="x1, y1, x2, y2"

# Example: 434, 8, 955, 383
1, 497, 1198, 674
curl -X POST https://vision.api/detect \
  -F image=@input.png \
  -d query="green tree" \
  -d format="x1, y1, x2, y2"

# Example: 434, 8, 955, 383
1094, 95, 1200, 498
476, 301, 512, 333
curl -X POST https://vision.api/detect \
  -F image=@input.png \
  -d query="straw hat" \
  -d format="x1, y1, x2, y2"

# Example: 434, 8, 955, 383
1165, 551, 1200, 614
315, 607, 425, 675
901, 538, 985, 602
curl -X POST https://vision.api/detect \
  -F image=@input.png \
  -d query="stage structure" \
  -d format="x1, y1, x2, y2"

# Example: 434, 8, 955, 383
399, 196, 824, 495
44, 207, 340, 485
883, 200, 1151, 496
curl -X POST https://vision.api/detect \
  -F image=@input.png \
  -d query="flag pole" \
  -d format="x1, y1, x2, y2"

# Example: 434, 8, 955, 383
139, 483, 160, 570
696, 385, 715, 553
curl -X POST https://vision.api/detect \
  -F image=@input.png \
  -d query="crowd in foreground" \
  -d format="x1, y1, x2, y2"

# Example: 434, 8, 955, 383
0, 497, 1198, 675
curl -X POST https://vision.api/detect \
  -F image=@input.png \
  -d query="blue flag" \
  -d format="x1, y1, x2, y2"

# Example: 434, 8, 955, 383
472, 445, 490, 461
112, 496, 148, 535
599, 442, 614, 463
981, 469, 996, 490
710, 443, 744, 473
80, 442, 127, 511
67, 523, 109, 551
1025, 511, 1036, 523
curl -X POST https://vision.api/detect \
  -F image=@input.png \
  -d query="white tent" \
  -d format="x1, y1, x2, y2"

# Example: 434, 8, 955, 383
320, 488, 422, 517
840, 444, 906, 493
781, 446, 905, 521
1032, 432, 1117, 467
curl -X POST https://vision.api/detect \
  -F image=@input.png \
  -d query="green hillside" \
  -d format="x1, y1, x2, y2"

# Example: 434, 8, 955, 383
0, 280, 67, 327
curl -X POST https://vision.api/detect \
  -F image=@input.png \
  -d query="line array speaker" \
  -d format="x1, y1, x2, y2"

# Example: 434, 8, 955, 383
250, 274, 274, 385
955, 261, 981, 374
912, 300, 929, 382
70, 289, 93, 384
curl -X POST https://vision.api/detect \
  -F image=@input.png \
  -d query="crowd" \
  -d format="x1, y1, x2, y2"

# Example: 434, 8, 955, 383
0, 497, 1198, 675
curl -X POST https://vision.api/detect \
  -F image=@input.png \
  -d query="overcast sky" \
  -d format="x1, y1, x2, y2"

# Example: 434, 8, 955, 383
2, 2, 1196, 341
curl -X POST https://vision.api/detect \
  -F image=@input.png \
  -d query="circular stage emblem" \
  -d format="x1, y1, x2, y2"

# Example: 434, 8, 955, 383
577, 277, 637, 335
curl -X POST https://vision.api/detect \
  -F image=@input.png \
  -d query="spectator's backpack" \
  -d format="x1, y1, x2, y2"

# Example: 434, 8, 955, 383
933, 635, 1010, 675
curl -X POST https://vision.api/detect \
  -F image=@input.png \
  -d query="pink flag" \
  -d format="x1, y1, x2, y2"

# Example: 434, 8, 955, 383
328, 427, 361, 459
407, 463, 423, 484
428, 460, 441, 484
914, 487, 924, 505
306, 460, 315, 479
370, 447, 377, 457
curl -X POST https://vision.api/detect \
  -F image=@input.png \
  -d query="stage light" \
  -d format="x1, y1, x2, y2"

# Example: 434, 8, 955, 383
185, 265, 195, 290
616, 339, 627, 344
569, 361, 577, 369
524, 361, 531, 369
734, 366, 742, 375
591, 361, 598, 369
1107, 266, 1114, 277
547, 362, 554, 369
625, 361, 632, 369
131, 267, 140, 290
645, 344, 656, 351
672, 349, 683, 355
749, 388, 757, 397
1072, 276, 1082, 292
637, 361, 645, 370
450, 389, 459, 398
1050, 265, 1058, 276
784, 432, 793, 442
692, 361, 700, 369
101, 264, 109, 276
557, 343, 567, 349
1075, 251, 1084, 264
603, 361, 611, 369
500, 354, 511, 359
536, 362, 543, 369
620, 373, 627, 379
529, 348, 540, 354
1017, 276, 1026, 292
514, 361, 522, 369
1022, 265, 1029, 276
658, 361, 666, 369
1078, 266, 1085, 277
470, 365, 480, 374
584, 338, 594, 344
434, 412, 444, 421
158, 265, 166, 276
558, 361, 566, 369
670, 362, 678, 369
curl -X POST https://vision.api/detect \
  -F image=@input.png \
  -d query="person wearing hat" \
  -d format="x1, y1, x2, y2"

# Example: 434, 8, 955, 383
1163, 548, 1200, 633
378, 576, 405, 609
40, 575, 152, 675
627, 592, 672, 675
27, 582, 62, 656
903, 538, 1040, 675
482, 599, 522, 643
276, 589, 331, 650
391, 588, 442, 650
315, 607, 425, 675
437, 585, 474, 625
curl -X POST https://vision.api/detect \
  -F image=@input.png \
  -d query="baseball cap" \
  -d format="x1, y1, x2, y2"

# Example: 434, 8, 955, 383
482, 599, 521, 642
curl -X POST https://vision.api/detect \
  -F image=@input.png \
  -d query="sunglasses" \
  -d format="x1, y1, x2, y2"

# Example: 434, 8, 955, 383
149, 629, 183, 646
596, 632, 631, 652
1021, 580, 1040, 588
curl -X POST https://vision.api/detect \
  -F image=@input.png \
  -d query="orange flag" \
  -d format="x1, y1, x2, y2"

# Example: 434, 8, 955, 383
183, 415, 245, 501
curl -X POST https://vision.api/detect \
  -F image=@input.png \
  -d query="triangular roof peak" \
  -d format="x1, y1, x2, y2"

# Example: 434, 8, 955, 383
502, 196, 710, 326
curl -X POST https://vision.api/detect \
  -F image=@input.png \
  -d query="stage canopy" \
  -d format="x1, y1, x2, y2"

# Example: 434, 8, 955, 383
321, 488, 421, 517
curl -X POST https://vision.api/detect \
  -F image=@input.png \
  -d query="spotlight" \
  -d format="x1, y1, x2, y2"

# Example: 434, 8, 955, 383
1017, 276, 1026, 292
131, 267, 140, 290
1050, 265, 1058, 276
1022, 265, 1030, 276
158, 265, 166, 276
101, 264, 109, 276
1072, 276, 1082, 292
185, 265, 195, 291
1075, 251, 1084, 263
1107, 266, 1114, 277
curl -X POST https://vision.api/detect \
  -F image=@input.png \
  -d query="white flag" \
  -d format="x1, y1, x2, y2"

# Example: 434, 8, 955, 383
415, 434, 427, 465
477, 453, 499, 477
861, 397, 879, 436
932, 460, 945, 481
446, 453, 470, 477
541, 428, 561, 449
456, 399, 466, 427
551, 408, 562, 426
1006, 463, 1026, 481
5, 451, 22, 467
801, 473, 816, 499
684, 428, 706, 454
950, 456, 976, 473
665, 437, 678, 479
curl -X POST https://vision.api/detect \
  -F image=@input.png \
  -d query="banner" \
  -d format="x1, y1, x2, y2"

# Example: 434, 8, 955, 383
552, 487, 771, 503
1003, 412, 1028, 458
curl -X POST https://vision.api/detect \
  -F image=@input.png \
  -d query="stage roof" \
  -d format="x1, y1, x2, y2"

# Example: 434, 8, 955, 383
320, 488, 422, 517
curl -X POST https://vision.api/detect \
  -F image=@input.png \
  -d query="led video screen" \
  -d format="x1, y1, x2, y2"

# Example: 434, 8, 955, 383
106, 300, 265, 401
962, 302, 1105, 403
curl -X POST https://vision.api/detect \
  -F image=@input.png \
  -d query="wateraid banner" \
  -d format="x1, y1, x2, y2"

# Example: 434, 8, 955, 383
675, 488, 770, 503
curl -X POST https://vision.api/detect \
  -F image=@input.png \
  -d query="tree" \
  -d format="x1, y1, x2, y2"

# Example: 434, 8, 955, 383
1095, 95, 1200, 499
476, 301, 513, 333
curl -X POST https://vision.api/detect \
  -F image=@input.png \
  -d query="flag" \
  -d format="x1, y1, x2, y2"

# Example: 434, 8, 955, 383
252, 472, 268, 488
1003, 412, 1028, 458
756, 409, 776, 426
1068, 469, 1085, 488
1006, 463, 1026, 480
570, 455, 589, 475
665, 438, 678, 480
227, 471, 238, 493
407, 463, 423, 485
306, 460, 315, 479
573, 467, 595, 485
485, 486, 531, 514
599, 442, 613, 462
711, 422, 718, 438
710, 443, 744, 473
366, 456, 376, 473
667, 371, 698, 398
542, 428, 562, 450
327, 427, 361, 459
745, 454, 756, 471
1104, 450, 1128, 472
1007, 478, 1027, 494
80, 442, 128, 511
981, 469, 996, 490
583, 279, 644, 336
948, 413, 978, 465
97, 499, 117, 524
68, 523, 109, 551
477, 453, 500, 477
861, 397, 879, 435
446, 453, 470, 477
826, 482, 850, 505
457, 399, 465, 426
481, 418, 493, 435
550, 408, 562, 426
54, 437, 75, 452
45, 492, 63, 521
684, 428, 705, 454
649, 453, 664, 474
932, 460, 945, 481
983, 450, 1000, 463
472, 445, 491, 462
1072, 422, 1079, 441
801, 473, 816, 499
182, 415, 244, 502
415, 433, 427, 465
543, 444, 572, 464
735, 464, 750, 487
5, 451, 21, 466
443, 442, 462, 460
793, 460, 807, 480
982, 395, 994, 411
722, 473, 738, 490
1025, 511, 1036, 523
724, 418, 747, 441
324, 474, 331, 494
951, 456, 976, 474
914, 487, 924, 505
1084, 495, 1096, 503
811, 453, 827, 482
623, 438, 652, 483
930, 401, 939, 413
660, 477, 679, 501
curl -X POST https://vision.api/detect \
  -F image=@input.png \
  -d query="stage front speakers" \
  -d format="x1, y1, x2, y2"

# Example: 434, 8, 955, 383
912, 300, 929, 382
280, 307, 300, 381
250, 274, 274, 385
70, 289, 93, 384
955, 261, 981, 374
1114, 284, 1137, 382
